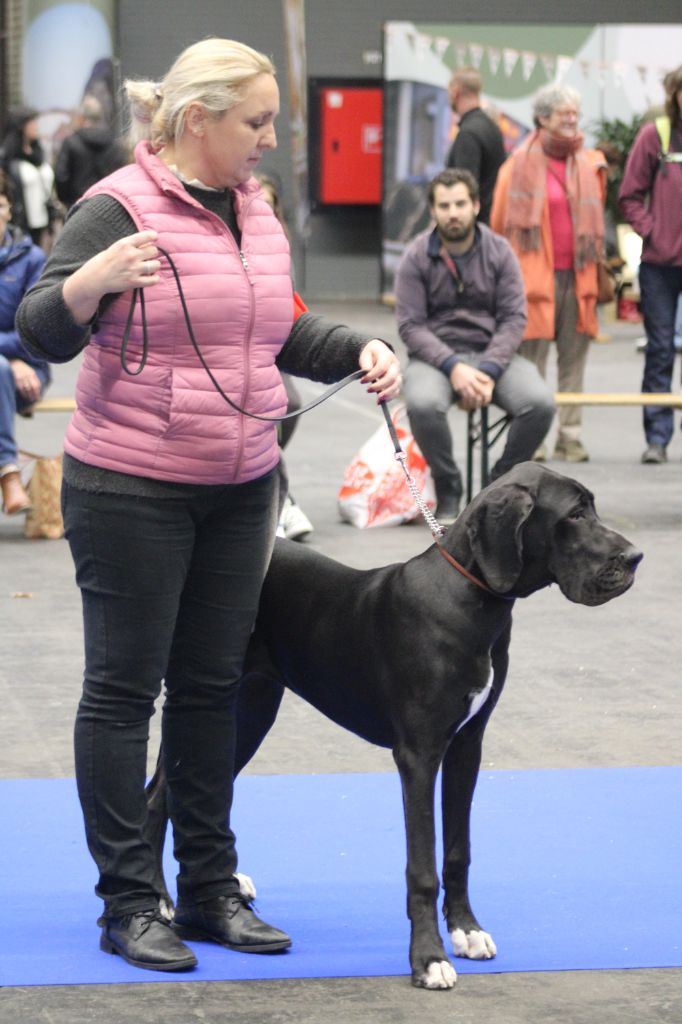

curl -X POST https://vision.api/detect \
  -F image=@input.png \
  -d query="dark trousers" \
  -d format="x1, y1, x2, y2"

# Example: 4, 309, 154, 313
639, 261, 682, 446
403, 354, 554, 503
62, 470, 278, 917
0, 356, 50, 467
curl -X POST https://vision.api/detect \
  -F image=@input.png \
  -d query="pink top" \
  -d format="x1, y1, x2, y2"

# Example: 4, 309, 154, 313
546, 159, 574, 270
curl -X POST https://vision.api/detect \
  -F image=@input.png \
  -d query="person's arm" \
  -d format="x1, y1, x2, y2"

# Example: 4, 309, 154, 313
395, 248, 457, 370
618, 124, 659, 241
448, 129, 483, 182
0, 246, 46, 364
0, 328, 31, 360
54, 138, 75, 206
477, 242, 527, 378
277, 312, 400, 402
15, 195, 141, 362
489, 158, 510, 237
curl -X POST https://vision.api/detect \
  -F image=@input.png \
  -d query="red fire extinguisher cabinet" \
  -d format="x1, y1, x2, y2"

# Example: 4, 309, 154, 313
311, 81, 383, 205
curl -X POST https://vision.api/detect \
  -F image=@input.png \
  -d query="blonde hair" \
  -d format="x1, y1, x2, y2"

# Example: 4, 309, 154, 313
124, 37, 275, 149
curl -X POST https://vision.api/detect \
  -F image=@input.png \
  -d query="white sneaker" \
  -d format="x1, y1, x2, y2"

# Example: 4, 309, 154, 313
279, 496, 314, 541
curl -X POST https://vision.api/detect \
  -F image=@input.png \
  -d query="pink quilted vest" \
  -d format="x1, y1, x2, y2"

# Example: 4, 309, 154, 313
64, 142, 292, 484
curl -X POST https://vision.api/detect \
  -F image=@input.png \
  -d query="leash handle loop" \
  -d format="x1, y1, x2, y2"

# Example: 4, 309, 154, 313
119, 247, 365, 421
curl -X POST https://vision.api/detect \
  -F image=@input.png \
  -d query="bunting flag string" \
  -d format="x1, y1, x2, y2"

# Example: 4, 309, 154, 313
398, 29, 670, 88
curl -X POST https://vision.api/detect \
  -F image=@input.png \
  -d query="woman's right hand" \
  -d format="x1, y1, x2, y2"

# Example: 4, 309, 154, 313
62, 230, 161, 325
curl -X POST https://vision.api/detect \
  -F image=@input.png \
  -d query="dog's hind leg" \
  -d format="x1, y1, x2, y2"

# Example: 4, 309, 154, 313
393, 744, 457, 990
145, 749, 175, 919
143, 638, 284, 917
233, 635, 285, 775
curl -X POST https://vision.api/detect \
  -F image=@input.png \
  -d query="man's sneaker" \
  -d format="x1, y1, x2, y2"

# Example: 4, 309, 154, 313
279, 495, 314, 541
641, 443, 667, 464
553, 439, 589, 463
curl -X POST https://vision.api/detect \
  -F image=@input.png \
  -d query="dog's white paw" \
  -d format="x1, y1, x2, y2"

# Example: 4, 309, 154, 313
158, 897, 174, 922
416, 960, 457, 989
450, 927, 497, 960
235, 872, 257, 901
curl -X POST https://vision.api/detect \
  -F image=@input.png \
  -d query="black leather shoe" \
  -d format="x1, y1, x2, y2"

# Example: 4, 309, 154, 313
173, 893, 291, 953
99, 908, 198, 972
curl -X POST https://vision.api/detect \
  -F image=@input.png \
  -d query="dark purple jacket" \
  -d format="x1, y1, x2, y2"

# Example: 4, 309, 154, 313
395, 223, 527, 381
619, 119, 682, 267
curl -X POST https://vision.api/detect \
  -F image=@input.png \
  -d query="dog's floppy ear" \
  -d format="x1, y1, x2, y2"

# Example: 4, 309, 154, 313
466, 483, 535, 592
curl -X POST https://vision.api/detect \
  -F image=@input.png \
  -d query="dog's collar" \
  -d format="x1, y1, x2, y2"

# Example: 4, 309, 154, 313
436, 542, 515, 601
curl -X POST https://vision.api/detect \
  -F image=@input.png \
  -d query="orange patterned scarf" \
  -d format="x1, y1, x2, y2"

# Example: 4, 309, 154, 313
503, 128, 604, 269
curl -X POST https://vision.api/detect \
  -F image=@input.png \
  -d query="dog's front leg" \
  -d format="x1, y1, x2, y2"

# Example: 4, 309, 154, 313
393, 745, 457, 990
440, 715, 498, 962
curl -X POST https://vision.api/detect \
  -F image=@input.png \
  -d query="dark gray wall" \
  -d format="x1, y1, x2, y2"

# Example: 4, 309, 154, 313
118, 1, 682, 299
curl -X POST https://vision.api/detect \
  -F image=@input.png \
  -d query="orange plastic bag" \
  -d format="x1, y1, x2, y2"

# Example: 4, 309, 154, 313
337, 405, 435, 528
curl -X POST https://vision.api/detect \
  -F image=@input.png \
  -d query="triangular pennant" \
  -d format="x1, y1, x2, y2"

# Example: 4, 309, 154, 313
521, 50, 537, 81
415, 32, 430, 62
557, 55, 573, 80
455, 43, 468, 67
434, 36, 450, 60
612, 61, 628, 88
580, 59, 591, 79
503, 47, 519, 75
540, 54, 556, 80
487, 46, 501, 76
469, 43, 484, 69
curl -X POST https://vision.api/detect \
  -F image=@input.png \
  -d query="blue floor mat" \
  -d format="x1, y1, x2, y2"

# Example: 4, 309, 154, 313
1, 767, 680, 986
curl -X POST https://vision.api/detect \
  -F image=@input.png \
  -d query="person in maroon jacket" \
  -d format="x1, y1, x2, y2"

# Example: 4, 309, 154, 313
619, 66, 682, 464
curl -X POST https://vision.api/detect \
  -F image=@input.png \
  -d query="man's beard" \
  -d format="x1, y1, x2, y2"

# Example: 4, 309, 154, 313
439, 220, 474, 243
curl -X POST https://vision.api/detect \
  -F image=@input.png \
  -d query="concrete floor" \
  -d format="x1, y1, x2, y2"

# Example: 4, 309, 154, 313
2, 302, 681, 1022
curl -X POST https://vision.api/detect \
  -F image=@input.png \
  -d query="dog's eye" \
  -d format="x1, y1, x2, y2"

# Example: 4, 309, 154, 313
567, 506, 585, 522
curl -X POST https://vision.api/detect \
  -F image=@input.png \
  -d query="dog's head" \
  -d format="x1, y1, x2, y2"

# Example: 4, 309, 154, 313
457, 462, 642, 605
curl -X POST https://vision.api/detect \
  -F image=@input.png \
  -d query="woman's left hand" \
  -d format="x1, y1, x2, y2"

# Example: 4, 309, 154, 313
358, 340, 402, 403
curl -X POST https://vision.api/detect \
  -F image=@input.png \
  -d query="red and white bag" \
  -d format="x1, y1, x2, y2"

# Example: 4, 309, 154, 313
337, 405, 436, 528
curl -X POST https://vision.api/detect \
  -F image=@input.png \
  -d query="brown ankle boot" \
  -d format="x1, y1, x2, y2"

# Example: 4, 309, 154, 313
1, 470, 32, 516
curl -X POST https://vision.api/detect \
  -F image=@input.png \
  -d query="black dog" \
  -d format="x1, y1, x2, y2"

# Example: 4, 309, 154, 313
145, 462, 641, 989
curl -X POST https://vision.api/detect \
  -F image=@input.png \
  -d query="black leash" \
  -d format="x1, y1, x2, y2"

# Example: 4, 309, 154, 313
120, 245, 365, 421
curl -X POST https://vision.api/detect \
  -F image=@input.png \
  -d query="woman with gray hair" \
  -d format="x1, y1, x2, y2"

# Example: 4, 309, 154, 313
491, 83, 607, 462
17, 37, 400, 973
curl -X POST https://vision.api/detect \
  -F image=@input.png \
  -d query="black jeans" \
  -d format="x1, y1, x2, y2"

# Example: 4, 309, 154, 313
639, 261, 682, 446
62, 470, 278, 917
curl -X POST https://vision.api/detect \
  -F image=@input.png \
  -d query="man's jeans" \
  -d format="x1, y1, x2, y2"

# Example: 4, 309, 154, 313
0, 356, 50, 467
403, 354, 555, 503
62, 469, 278, 917
639, 262, 682, 446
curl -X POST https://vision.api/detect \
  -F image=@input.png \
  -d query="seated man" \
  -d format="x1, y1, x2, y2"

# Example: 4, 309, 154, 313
395, 168, 554, 522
